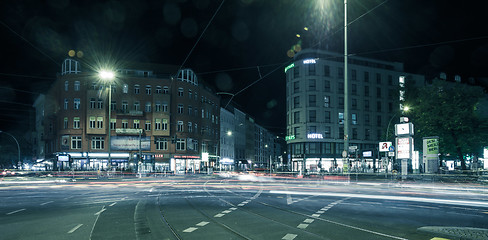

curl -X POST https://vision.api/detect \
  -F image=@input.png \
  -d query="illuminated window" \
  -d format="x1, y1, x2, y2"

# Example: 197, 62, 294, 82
89, 116, 96, 128
73, 98, 80, 110
133, 119, 140, 129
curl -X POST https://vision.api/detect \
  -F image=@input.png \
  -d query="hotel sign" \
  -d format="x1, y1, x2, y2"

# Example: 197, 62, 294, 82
307, 133, 323, 139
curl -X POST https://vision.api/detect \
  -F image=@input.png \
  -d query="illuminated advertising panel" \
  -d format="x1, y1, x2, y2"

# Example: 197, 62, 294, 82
111, 136, 150, 150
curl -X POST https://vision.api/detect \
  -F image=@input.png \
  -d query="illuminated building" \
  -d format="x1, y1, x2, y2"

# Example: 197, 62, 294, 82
34, 58, 220, 172
285, 49, 424, 173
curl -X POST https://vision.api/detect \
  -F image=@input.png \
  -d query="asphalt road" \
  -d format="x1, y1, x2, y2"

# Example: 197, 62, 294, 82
1, 174, 487, 240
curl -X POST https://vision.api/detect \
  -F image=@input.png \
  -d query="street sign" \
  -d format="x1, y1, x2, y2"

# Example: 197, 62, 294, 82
389, 146, 395, 152
342, 150, 348, 158
388, 152, 395, 157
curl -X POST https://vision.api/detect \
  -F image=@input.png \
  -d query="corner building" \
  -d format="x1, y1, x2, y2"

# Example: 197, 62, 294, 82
37, 58, 220, 172
285, 49, 424, 173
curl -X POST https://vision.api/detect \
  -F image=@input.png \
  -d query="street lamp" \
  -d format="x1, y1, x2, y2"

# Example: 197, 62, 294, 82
385, 106, 410, 141
0, 130, 20, 168
99, 70, 115, 170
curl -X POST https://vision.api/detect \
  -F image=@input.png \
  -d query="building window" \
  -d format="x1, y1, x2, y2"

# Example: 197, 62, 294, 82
388, 75, 393, 86
324, 65, 330, 77
188, 89, 192, 99
294, 127, 300, 138
145, 102, 151, 112
309, 110, 316, 122
293, 81, 299, 93
156, 138, 168, 150
324, 126, 331, 138
324, 80, 330, 92
89, 98, 95, 109
338, 82, 344, 92
110, 119, 116, 130
134, 101, 140, 111
365, 100, 370, 110
293, 96, 300, 108
89, 116, 96, 129
352, 128, 358, 139
308, 79, 316, 91
352, 84, 357, 95
308, 95, 316, 107
178, 88, 184, 97
339, 112, 344, 124
188, 106, 192, 115
97, 99, 103, 109
338, 97, 344, 107
352, 113, 357, 125
71, 136, 82, 149
73, 117, 80, 129
64, 99, 69, 110
339, 127, 344, 139
134, 84, 140, 94
293, 111, 300, 124
122, 119, 128, 129
308, 64, 316, 76
188, 122, 192, 133
145, 120, 151, 131
376, 87, 382, 98
123, 84, 128, 94
365, 114, 370, 125
155, 119, 161, 130
365, 129, 371, 140
162, 103, 168, 112
324, 96, 330, 108
324, 111, 331, 123
97, 117, 103, 129
352, 98, 357, 109
177, 121, 184, 132
156, 86, 162, 94
74, 98, 80, 110
293, 67, 299, 78
364, 71, 369, 82
338, 67, 344, 78
74, 81, 80, 91
351, 69, 357, 81
64, 81, 69, 91
133, 119, 140, 129
64, 117, 68, 129
176, 138, 186, 151
377, 101, 382, 112
155, 102, 161, 112
122, 101, 128, 112
163, 86, 169, 94
377, 115, 382, 127
178, 104, 184, 114
162, 119, 168, 131
146, 85, 151, 95
364, 86, 370, 97
91, 137, 104, 150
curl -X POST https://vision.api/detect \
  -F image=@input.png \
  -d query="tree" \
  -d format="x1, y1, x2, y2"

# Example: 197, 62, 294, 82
406, 79, 488, 170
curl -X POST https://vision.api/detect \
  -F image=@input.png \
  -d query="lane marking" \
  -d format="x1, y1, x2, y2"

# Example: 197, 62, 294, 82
297, 223, 309, 229
109, 202, 117, 207
230, 207, 237, 211
304, 218, 314, 224
214, 213, 225, 218
40, 201, 54, 206
196, 221, 209, 227
183, 227, 198, 233
238, 203, 245, 206
94, 208, 106, 215
312, 214, 320, 218
270, 190, 488, 208
222, 210, 231, 214
6, 209, 26, 215
282, 233, 297, 240
68, 224, 83, 234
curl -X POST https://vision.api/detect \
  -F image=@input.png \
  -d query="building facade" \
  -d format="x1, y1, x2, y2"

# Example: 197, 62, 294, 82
35, 58, 220, 173
285, 49, 424, 173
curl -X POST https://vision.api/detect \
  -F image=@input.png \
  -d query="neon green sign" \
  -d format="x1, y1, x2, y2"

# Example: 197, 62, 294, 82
284, 63, 294, 73
285, 135, 295, 141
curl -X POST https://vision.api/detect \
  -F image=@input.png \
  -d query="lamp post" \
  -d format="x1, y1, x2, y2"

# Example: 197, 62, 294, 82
99, 70, 115, 170
343, 0, 350, 174
0, 130, 20, 168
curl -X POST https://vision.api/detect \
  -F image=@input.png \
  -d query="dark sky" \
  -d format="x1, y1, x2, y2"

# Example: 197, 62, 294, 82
1, 0, 487, 135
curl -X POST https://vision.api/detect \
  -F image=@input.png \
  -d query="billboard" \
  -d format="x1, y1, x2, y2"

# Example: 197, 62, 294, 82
379, 142, 392, 152
423, 137, 439, 173
111, 136, 150, 151
396, 137, 413, 159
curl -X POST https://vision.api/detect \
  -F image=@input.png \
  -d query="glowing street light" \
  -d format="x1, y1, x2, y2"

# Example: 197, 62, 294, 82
99, 70, 115, 169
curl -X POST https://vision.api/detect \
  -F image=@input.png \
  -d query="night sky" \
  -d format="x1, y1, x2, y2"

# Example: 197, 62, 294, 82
1, 0, 487, 135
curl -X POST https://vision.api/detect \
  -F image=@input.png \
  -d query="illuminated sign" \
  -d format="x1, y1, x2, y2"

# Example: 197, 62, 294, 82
303, 59, 316, 64
307, 133, 323, 139
285, 135, 295, 141
379, 142, 392, 152
363, 151, 373, 158
284, 63, 295, 73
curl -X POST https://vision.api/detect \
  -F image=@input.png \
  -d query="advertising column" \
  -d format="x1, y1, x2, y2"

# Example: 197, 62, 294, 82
395, 121, 414, 179
423, 137, 439, 173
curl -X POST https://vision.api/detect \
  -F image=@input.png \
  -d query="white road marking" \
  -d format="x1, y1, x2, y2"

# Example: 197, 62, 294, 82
238, 203, 245, 206
214, 213, 225, 218
270, 190, 488, 208
304, 218, 314, 223
230, 207, 237, 211
312, 214, 320, 217
282, 233, 297, 240
109, 202, 117, 207
222, 210, 231, 214
94, 208, 106, 215
6, 208, 26, 215
196, 221, 209, 227
67, 224, 83, 234
40, 201, 54, 206
317, 210, 325, 214
183, 227, 198, 233
297, 223, 309, 229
